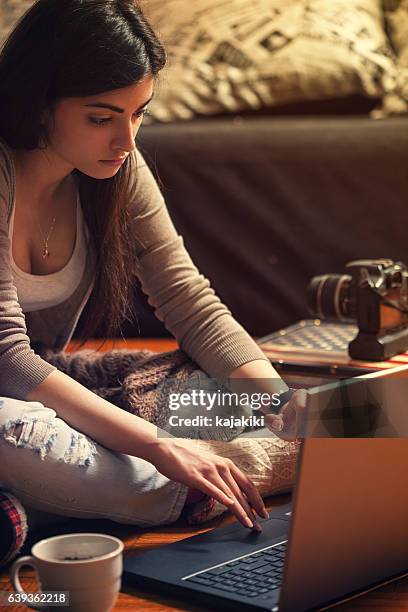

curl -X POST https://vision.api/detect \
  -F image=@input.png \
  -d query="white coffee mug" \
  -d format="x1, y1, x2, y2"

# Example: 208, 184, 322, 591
10, 532, 124, 612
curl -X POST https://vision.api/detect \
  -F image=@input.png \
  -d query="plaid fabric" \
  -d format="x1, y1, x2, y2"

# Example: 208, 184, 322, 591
0, 492, 28, 566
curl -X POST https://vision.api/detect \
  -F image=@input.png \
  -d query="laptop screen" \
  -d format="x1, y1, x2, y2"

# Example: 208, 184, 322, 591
279, 364, 408, 611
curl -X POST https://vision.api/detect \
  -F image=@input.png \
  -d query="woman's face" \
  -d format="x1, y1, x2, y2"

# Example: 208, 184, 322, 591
44, 75, 154, 178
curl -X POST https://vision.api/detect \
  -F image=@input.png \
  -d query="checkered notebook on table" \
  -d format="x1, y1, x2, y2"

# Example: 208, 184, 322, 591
256, 320, 408, 378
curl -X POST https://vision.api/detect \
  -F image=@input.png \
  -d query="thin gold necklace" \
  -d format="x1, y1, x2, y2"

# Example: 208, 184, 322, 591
13, 152, 58, 259
36, 213, 57, 259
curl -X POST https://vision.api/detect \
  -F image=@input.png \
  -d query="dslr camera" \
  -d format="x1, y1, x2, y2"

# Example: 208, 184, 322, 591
307, 259, 408, 360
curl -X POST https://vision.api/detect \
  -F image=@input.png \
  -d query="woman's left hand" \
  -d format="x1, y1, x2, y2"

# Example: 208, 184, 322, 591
264, 389, 307, 441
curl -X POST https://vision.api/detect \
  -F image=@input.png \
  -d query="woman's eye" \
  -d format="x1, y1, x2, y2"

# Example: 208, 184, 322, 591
89, 117, 111, 127
135, 107, 150, 119
89, 108, 150, 127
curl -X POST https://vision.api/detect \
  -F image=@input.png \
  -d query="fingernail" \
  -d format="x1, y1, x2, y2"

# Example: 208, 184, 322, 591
245, 517, 254, 528
269, 417, 284, 432
252, 521, 262, 533
263, 509, 269, 519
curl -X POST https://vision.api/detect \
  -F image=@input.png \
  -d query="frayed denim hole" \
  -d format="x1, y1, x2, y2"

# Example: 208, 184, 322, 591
1, 418, 58, 460
62, 431, 97, 467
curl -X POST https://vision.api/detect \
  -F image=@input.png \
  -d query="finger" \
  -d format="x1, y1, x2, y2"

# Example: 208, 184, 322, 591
192, 479, 235, 508
222, 472, 263, 532
229, 464, 269, 520
265, 413, 284, 432
213, 472, 266, 531
265, 413, 296, 441
211, 470, 261, 530
267, 403, 297, 441
211, 473, 261, 530
194, 478, 255, 529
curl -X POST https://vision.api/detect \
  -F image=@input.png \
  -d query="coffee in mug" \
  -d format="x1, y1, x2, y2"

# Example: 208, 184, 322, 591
10, 532, 123, 612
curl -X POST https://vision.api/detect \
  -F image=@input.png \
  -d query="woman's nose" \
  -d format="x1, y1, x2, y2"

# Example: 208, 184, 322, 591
112, 121, 138, 153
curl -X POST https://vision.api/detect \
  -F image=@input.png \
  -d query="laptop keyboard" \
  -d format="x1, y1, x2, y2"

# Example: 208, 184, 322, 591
185, 541, 287, 600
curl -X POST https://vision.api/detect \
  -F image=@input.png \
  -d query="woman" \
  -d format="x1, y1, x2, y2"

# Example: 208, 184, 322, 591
0, 0, 303, 532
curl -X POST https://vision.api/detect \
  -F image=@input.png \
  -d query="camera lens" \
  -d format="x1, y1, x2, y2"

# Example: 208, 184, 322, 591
307, 274, 354, 321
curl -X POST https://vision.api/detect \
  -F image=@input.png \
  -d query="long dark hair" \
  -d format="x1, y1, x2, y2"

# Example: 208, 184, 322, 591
0, 0, 166, 340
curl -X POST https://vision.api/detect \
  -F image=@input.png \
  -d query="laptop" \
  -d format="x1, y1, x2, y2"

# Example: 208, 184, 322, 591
123, 365, 408, 611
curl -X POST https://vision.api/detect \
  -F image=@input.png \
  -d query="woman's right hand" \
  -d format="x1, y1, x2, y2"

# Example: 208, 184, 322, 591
265, 389, 307, 441
144, 438, 269, 531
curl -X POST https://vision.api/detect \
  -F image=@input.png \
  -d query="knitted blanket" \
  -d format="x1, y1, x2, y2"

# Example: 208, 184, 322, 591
40, 347, 201, 430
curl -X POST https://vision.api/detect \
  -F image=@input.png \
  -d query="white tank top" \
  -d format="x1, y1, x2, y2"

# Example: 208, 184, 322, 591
9, 193, 88, 313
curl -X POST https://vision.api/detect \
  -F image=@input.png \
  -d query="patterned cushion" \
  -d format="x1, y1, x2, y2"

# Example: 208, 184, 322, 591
145, 0, 396, 121
377, 0, 408, 116
1, 1, 396, 121
0, 0, 35, 44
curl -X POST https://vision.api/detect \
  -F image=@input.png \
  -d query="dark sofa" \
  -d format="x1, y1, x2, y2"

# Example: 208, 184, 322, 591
76, 112, 408, 339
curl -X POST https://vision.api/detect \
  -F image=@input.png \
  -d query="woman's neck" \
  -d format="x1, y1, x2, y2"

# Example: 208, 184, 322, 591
12, 146, 74, 205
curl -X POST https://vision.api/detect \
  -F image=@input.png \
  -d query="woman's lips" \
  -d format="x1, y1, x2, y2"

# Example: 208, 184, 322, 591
99, 158, 126, 167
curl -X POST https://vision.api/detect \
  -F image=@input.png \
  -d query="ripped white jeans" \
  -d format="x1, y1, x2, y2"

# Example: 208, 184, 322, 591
0, 397, 189, 529
0, 368, 263, 530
